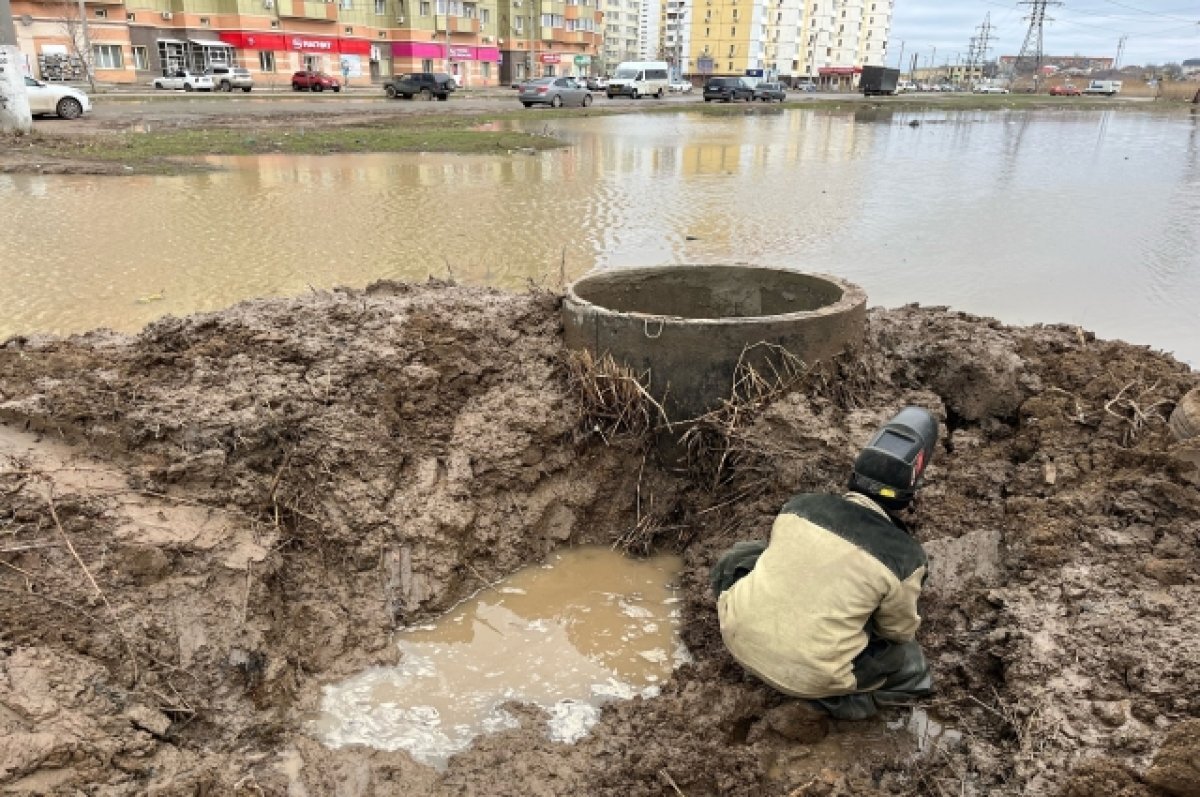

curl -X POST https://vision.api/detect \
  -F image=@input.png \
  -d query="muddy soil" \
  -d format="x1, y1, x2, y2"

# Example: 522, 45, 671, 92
1, 281, 1198, 796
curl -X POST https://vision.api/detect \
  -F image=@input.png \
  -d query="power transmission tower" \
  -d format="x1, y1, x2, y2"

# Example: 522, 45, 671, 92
1113, 34, 1128, 72
965, 13, 993, 87
1009, 0, 1060, 90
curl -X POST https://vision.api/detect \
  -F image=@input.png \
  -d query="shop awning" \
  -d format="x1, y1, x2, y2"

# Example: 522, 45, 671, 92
190, 39, 231, 48
156, 38, 186, 45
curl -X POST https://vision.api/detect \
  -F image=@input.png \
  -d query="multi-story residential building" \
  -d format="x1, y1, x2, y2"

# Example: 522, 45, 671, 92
682, 0, 890, 88
498, 0, 604, 84
659, 0, 687, 74
599, 0, 639, 74
9, 0, 601, 87
637, 0, 658, 60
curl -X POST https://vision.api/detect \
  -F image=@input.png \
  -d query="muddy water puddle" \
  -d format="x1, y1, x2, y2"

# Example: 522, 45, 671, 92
310, 546, 686, 767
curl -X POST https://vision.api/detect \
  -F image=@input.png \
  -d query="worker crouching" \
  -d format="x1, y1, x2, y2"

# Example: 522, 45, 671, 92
711, 407, 938, 720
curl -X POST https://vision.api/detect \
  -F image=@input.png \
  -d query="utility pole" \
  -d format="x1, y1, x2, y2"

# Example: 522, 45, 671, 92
0, 0, 33, 133
1010, 0, 1060, 91
896, 40, 904, 74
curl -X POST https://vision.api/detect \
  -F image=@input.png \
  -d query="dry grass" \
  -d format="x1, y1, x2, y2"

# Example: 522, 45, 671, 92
1103, 379, 1174, 446
682, 343, 873, 490
565, 349, 671, 441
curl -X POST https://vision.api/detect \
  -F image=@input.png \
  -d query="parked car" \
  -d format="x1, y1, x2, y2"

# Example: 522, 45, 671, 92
1082, 79, 1122, 96
384, 72, 456, 101
23, 76, 91, 119
291, 71, 341, 92
753, 81, 787, 102
586, 76, 609, 91
206, 65, 253, 92
152, 70, 214, 92
896, 81, 917, 93
794, 82, 818, 93
1049, 84, 1081, 96
973, 85, 1010, 95
703, 77, 754, 102
518, 76, 593, 108
669, 79, 693, 93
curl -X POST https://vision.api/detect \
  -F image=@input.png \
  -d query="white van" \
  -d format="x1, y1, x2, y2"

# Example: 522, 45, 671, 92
606, 61, 670, 99
1082, 79, 1122, 96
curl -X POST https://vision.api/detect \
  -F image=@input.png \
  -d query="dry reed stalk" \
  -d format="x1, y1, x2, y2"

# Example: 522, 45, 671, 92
45, 488, 141, 683
680, 342, 811, 489
565, 349, 671, 439
1103, 379, 1174, 446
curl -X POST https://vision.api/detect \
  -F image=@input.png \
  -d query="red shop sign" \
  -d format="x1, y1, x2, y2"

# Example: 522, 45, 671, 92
539, 53, 561, 64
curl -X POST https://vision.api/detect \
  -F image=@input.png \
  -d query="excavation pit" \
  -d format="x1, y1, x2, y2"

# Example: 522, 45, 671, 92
562, 266, 867, 420
310, 547, 687, 768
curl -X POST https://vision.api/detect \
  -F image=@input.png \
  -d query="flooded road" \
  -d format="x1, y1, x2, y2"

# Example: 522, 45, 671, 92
3, 107, 1198, 364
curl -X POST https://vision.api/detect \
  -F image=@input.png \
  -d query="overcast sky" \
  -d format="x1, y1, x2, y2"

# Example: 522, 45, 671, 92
888, 1, 1200, 69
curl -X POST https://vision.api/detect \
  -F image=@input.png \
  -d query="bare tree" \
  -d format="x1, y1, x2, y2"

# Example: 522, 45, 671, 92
54, 0, 95, 92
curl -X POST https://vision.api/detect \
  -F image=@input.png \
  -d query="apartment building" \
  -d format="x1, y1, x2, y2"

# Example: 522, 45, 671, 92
681, 0, 890, 86
8, 0, 602, 87
599, 0, 640, 73
658, 0, 687, 74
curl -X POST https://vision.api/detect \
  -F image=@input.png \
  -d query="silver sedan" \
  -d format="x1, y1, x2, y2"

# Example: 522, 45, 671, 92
518, 77, 593, 108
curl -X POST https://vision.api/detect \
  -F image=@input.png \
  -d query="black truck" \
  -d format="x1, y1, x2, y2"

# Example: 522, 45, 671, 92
860, 66, 900, 97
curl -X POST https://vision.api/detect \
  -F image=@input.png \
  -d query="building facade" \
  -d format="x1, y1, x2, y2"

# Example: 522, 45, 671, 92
9, 0, 602, 87
676, 0, 890, 87
599, 0, 640, 74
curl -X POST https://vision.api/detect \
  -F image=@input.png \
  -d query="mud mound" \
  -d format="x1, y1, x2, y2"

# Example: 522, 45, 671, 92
1, 283, 1196, 795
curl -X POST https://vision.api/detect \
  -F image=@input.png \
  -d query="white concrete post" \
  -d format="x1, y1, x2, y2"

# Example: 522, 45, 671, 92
0, 0, 34, 134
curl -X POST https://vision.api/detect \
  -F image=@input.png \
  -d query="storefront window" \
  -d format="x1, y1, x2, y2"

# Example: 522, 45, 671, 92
259, 51, 276, 72
422, 58, 433, 71
132, 46, 148, 70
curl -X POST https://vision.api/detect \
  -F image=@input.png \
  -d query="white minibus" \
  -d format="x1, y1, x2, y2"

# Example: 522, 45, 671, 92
606, 61, 671, 99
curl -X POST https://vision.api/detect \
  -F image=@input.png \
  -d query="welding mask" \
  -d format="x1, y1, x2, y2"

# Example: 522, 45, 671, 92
848, 407, 938, 512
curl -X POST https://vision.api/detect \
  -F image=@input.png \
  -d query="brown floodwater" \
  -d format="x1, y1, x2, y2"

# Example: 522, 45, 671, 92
3, 108, 1198, 364
309, 546, 686, 768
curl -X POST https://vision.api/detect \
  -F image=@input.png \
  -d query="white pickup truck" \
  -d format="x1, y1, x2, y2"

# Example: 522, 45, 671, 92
1082, 79, 1122, 96
152, 70, 214, 92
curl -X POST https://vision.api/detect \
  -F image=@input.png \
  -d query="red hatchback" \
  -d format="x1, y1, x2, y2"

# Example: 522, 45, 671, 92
1049, 84, 1081, 96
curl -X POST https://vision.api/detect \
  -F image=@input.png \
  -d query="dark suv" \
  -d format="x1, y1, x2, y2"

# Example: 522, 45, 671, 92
703, 77, 754, 102
384, 72, 456, 101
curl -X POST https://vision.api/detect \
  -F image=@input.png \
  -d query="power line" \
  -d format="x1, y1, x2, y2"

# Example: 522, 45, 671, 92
1098, 0, 1196, 22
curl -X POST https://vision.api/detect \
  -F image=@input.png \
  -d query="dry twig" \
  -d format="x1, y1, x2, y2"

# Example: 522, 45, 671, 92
45, 488, 140, 683
1103, 379, 1173, 446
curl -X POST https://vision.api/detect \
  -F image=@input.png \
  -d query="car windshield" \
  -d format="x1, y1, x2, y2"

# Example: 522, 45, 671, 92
614, 68, 638, 79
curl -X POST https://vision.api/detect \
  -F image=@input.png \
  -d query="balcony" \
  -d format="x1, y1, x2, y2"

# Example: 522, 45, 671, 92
449, 16, 480, 33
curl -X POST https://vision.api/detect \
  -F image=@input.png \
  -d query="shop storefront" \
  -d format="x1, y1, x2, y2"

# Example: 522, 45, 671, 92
818, 65, 862, 91
391, 43, 500, 88
218, 32, 371, 83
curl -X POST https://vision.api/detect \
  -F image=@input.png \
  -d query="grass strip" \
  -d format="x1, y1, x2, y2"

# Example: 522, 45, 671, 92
3, 120, 562, 174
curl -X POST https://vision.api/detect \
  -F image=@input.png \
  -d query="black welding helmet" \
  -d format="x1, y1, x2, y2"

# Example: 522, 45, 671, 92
849, 407, 938, 511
